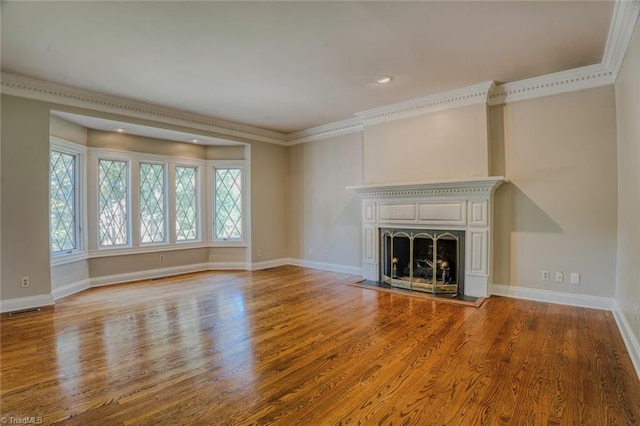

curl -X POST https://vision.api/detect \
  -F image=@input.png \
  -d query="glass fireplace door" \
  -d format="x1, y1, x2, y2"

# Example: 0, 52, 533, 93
381, 228, 464, 295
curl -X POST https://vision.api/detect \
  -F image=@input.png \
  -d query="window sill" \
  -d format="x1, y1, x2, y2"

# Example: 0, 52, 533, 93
88, 242, 208, 258
51, 252, 89, 267
210, 241, 247, 248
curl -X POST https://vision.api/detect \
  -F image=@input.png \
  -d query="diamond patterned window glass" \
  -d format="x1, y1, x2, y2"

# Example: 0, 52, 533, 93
140, 163, 166, 243
98, 159, 129, 246
214, 168, 242, 240
175, 166, 197, 241
50, 150, 77, 253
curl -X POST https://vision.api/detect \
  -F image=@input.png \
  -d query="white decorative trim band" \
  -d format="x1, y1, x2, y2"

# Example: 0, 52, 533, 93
251, 258, 289, 271
1, 72, 286, 145
355, 81, 495, 126
286, 258, 362, 276
604, 0, 640, 80
490, 283, 615, 311
53, 279, 91, 300
488, 64, 614, 106
90, 263, 210, 287
286, 117, 364, 145
0, 294, 55, 313
208, 262, 249, 271
612, 302, 640, 379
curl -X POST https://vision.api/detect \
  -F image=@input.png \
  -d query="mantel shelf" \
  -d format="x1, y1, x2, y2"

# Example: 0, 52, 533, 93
347, 176, 508, 196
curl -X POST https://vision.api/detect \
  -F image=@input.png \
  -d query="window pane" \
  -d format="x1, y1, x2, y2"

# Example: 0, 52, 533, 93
50, 150, 76, 253
140, 163, 166, 243
175, 166, 197, 241
215, 168, 242, 240
98, 159, 128, 246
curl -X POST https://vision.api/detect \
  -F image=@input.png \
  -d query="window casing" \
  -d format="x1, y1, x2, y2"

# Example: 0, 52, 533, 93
98, 158, 130, 247
213, 163, 245, 242
139, 162, 167, 244
51, 144, 247, 260
175, 165, 199, 242
50, 139, 86, 259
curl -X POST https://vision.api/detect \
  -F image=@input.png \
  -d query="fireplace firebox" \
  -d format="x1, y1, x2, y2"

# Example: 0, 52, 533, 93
381, 228, 465, 294
348, 177, 507, 298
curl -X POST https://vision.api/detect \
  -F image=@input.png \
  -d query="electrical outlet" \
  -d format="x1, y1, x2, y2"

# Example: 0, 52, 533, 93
160, 255, 165, 263
21, 277, 29, 288
541, 270, 550, 281
570, 273, 580, 285
257, 249, 262, 257
555, 272, 564, 283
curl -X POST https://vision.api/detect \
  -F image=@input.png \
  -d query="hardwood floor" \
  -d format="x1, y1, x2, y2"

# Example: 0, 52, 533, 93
1, 266, 639, 425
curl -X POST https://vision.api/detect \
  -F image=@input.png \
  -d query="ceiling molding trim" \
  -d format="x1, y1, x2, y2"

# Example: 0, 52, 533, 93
354, 81, 495, 127
603, 0, 640, 80
489, 64, 614, 106
285, 117, 364, 145
0, 72, 287, 145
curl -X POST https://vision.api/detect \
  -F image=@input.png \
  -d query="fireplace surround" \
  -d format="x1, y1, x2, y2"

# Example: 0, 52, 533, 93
348, 177, 507, 298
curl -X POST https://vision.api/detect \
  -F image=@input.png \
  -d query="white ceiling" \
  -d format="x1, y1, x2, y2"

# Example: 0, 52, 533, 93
2, 1, 614, 134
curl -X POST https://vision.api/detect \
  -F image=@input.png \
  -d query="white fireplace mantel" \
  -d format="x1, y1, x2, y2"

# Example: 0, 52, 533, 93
347, 177, 507, 298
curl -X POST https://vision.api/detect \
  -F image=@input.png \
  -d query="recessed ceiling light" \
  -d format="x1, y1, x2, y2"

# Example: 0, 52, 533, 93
376, 75, 393, 84
115, 128, 126, 133
189, 138, 199, 143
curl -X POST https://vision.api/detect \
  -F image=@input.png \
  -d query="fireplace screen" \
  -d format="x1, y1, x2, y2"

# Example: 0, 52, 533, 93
381, 228, 465, 294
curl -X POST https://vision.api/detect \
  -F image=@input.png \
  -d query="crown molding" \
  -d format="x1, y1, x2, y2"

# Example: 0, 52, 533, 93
488, 64, 614, 106
286, 117, 363, 145
603, 0, 640, 80
0, 72, 287, 145
355, 81, 496, 127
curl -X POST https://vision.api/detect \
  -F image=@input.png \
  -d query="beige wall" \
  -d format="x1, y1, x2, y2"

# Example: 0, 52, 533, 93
50, 115, 88, 145
363, 104, 489, 184
493, 86, 618, 298
614, 21, 640, 340
287, 132, 363, 267
251, 141, 288, 263
1, 95, 52, 300
0, 71, 628, 309
51, 260, 90, 291
0, 95, 289, 305
206, 145, 245, 160
89, 248, 209, 278
88, 129, 207, 159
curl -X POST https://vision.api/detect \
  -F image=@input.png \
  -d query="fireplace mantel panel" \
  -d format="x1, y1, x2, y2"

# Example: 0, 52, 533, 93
348, 177, 507, 298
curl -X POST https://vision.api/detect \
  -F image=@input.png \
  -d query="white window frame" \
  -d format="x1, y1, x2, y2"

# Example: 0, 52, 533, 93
210, 160, 248, 246
50, 137, 88, 266
96, 155, 132, 249
139, 160, 169, 245
174, 163, 202, 244
88, 148, 208, 258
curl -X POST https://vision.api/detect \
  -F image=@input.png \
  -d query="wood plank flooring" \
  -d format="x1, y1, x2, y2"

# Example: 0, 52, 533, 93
1, 266, 639, 425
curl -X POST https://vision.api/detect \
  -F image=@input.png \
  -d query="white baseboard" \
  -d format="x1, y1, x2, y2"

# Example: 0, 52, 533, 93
208, 261, 248, 270
91, 263, 210, 287
490, 284, 615, 310
286, 258, 362, 276
53, 278, 91, 300
612, 302, 640, 379
251, 258, 288, 271
0, 294, 55, 313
